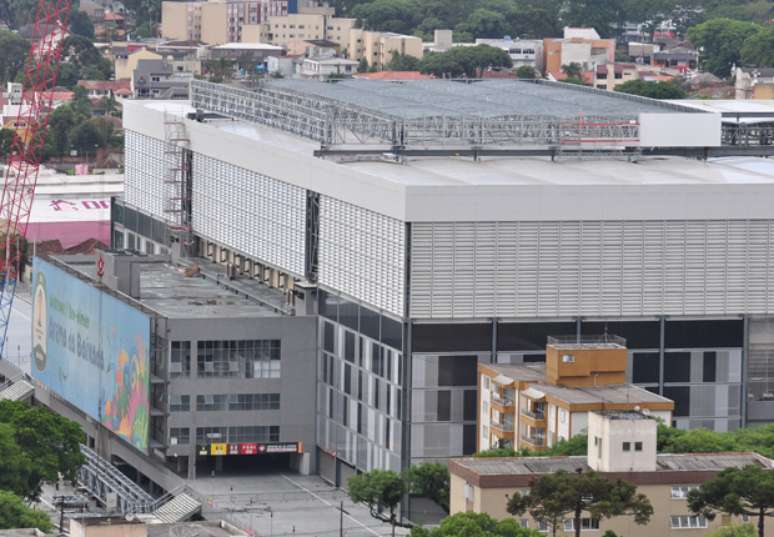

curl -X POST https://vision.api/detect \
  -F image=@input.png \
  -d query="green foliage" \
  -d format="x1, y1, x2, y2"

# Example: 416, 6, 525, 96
69, 10, 95, 39
601, 531, 619, 537
507, 470, 653, 537
687, 18, 761, 77
689, 465, 774, 537
516, 65, 538, 79
387, 51, 421, 71
0, 490, 53, 531
455, 8, 509, 39
407, 463, 449, 512
0, 424, 34, 499
4, 0, 38, 28
615, 79, 687, 99
477, 434, 588, 458
410, 512, 542, 537
58, 35, 112, 88
357, 57, 369, 73
562, 62, 583, 78
707, 524, 757, 537
348, 469, 406, 528
419, 45, 512, 78
0, 30, 29, 84
351, 0, 418, 34
0, 400, 85, 498
0, 128, 15, 159
740, 25, 774, 68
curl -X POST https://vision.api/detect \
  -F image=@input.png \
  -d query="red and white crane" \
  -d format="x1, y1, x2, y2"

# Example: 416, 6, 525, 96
0, 0, 70, 358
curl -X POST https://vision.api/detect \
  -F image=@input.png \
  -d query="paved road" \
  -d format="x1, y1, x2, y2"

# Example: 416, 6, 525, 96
190, 473, 411, 537
5, 286, 32, 374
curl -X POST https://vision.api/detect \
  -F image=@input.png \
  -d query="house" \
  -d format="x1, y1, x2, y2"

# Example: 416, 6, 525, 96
94, 11, 127, 41
735, 67, 774, 100
543, 27, 615, 80
114, 47, 162, 80
476, 37, 544, 72
653, 46, 698, 71
423, 29, 454, 53
347, 30, 423, 69
593, 63, 639, 91
286, 38, 340, 57
200, 42, 283, 63
131, 59, 193, 99
260, 12, 355, 49
299, 56, 358, 79
478, 336, 673, 453
450, 411, 772, 536
77, 80, 132, 100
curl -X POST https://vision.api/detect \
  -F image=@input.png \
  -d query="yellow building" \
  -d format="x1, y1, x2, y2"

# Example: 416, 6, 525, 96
262, 13, 355, 50
348, 29, 423, 68
114, 48, 162, 81
593, 63, 640, 91
450, 411, 774, 537
478, 336, 674, 452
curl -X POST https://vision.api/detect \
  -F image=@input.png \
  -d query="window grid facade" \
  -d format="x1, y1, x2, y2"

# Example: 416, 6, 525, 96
410, 220, 774, 319
197, 340, 281, 378
319, 196, 406, 317
124, 130, 174, 222
195, 426, 280, 444
196, 393, 280, 411
192, 153, 306, 276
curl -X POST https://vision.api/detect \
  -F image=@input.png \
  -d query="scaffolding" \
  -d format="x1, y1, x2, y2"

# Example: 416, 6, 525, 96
189, 79, 641, 149
162, 111, 194, 255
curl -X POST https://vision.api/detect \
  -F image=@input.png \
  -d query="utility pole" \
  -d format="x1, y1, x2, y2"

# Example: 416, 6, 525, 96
340, 500, 344, 537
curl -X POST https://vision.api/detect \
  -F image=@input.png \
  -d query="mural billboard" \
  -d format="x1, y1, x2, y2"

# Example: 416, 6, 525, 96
31, 257, 150, 451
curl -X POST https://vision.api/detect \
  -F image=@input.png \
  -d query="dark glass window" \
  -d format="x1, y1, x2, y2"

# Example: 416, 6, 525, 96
664, 352, 691, 383
632, 352, 660, 384
344, 364, 352, 395
582, 321, 660, 349
385, 418, 391, 449
703, 352, 717, 382
437, 391, 451, 421
497, 322, 575, 351
463, 424, 476, 455
357, 403, 363, 434
344, 331, 355, 363
357, 370, 363, 400
381, 316, 403, 350
360, 306, 380, 341
323, 322, 335, 353
373, 379, 380, 410
386, 386, 392, 417
358, 336, 364, 366
396, 388, 402, 420
328, 388, 334, 418
385, 350, 392, 382
635, 441, 643, 451
438, 356, 478, 386
523, 354, 546, 363
463, 390, 477, 421
318, 290, 338, 322
342, 395, 349, 427
663, 386, 690, 417
372, 343, 384, 376
339, 299, 358, 331
623, 442, 631, 452
413, 323, 492, 353
665, 320, 743, 349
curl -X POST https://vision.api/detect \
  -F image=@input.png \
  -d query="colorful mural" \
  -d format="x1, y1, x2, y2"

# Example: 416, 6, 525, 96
32, 257, 150, 451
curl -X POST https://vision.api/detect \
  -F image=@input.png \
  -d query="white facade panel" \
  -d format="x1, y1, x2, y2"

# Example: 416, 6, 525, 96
319, 196, 405, 317
639, 113, 721, 147
192, 153, 307, 276
410, 220, 774, 319
124, 130, 168, 221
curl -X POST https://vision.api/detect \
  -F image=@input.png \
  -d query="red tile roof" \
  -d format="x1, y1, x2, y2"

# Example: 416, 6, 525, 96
77, 79, 131, 92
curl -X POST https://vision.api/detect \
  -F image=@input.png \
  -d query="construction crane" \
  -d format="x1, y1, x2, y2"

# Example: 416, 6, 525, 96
0, 0, 70, 359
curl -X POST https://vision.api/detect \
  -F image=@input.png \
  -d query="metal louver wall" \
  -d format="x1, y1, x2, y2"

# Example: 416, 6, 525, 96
192, 153, 307, 276
319, 197, 405, 318
124, 131, 168, 221
410, 220, 774, 319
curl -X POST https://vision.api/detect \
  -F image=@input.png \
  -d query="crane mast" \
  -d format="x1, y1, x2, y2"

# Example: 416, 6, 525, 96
0, 0, 70, 359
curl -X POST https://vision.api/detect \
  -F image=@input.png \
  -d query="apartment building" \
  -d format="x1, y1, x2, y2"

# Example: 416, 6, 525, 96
161, 0, 288, 44
475, 37, 544, 72
478, 337, 674, 452
450, 411, 773, 536
260, 13, 355, 49
544, 27, 615, 79
348, 29, 423, 68
593, 63, 639, 91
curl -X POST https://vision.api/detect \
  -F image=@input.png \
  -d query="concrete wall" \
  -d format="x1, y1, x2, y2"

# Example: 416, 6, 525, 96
160, 2, 193, 41
200, 2, 229, 44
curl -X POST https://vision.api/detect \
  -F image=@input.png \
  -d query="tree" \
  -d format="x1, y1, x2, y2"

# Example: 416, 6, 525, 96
0, 129, 15, 159
615, 80, 687, 99
420, 45, 512, 78
69, 121, 104, 156
0, 30, 29, 84
351, 0, 418, 34
387, 51, 421, 71
411, 512, 541, 537
740, 25, 774, 68
687, 18, 761, 77
0, 490, 53, 532
507, 470, 653, 537
707, 524, 757, 537
516, 65, 538, 79
455, 8, 509, 39
357, 57, 369, 73
0, 424, 34, 499
0, 401, 85, 497
477, 434, 587, 458
407, 463, 449, 512
562, 62, 583, 78
688, 465, 774, 537
348, 469, 406, 537
69, 10, 95, 39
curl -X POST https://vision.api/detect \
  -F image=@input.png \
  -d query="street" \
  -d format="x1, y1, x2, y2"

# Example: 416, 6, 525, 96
5, 285, 32, 374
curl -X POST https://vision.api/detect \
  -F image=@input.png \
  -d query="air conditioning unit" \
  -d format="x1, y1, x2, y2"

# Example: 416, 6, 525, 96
562, 354, 575, 363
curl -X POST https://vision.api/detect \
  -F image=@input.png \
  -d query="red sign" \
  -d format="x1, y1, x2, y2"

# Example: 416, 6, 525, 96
239, 443, 258, 455
96, 256, 105, 278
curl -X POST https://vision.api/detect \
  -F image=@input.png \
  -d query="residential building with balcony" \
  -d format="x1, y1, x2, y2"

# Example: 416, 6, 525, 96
450, 411, 774, 536
593, 63, 639, 91
475, 37, 543, 73
543, 27, 615, 80
478, 336, 674, 452
347, 30, 423, 68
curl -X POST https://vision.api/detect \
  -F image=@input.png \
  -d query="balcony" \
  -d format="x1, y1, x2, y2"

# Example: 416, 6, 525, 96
491, 393, 514, 412
521, 434, 546, 448
521, 408, 547, 426
491, 420, 515, 439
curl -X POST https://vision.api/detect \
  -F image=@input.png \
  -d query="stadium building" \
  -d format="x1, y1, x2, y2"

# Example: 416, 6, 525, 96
104, 79, 774, 487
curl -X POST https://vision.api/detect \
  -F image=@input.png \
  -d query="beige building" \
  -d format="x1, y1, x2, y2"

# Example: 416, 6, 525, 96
348, 29, 423, 68
161, 0, 288, 44
261, 13, 355, 49
593, 63, 639, 91
450, 411, 774, 536
114, 47, 162, 80
479, 336, 674, 453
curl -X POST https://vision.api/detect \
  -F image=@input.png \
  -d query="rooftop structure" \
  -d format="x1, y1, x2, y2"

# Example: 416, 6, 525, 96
190, 79, 719, 149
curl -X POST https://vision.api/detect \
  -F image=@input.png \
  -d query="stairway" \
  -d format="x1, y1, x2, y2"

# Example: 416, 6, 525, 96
0, 378, 34, 401
152, 492, 202, 523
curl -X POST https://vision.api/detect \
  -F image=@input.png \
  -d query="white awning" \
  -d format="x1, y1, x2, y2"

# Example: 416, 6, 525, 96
522, 386, 546, 400
493, 374, 514, 385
